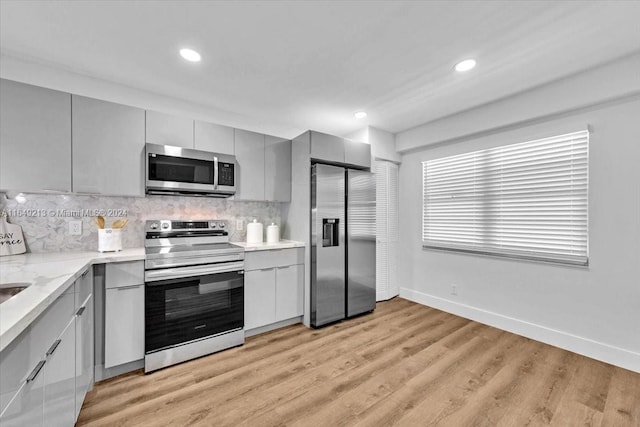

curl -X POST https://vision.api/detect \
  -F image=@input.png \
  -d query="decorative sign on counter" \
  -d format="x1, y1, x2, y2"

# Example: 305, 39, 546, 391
0, 212, 26, 256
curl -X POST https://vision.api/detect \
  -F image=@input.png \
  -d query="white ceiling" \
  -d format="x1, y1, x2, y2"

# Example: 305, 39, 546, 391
1, 1, 639, 138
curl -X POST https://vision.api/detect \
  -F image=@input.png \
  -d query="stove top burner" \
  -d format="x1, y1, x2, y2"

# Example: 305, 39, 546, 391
144, 220, 243, 270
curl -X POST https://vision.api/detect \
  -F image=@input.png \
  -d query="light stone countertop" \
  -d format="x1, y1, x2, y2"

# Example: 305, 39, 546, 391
0, 248, 145, 352
231, 239, 305, 252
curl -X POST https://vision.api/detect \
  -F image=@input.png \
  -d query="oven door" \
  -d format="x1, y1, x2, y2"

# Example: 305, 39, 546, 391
145, 268, 244, 354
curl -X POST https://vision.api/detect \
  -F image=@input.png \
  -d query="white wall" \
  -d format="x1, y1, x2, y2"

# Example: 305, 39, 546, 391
396, 61, 640, 372
368, 126, 402, 163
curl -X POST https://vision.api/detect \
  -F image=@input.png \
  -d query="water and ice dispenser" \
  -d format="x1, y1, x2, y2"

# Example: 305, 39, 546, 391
322, 218, 339, 247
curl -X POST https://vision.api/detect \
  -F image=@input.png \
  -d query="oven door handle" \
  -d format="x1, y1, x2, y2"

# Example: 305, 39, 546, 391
145, 261, 244, 282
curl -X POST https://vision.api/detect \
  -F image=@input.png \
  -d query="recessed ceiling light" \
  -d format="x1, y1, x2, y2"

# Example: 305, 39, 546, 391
354, 111, 367, 119
455, 58, 476, 72
179, 48, 201, 62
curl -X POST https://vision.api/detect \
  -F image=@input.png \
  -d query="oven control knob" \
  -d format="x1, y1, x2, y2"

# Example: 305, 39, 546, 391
218, 222, 225, 229
149, 222, 159, 230
161, 223, 169, 230
209, 221, 217, 229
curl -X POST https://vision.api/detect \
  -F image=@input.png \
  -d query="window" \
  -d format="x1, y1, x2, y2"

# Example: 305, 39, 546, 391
422, 130, 589, 265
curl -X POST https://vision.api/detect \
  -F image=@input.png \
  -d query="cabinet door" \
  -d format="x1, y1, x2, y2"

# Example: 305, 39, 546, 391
244, 269, 276, 329
275, 264, 304, 321
0, 79, 71, 192
310, 131, 344, 164
72, 96, 145, 196
194, 121, 234, 155
0, 287, 73, 415
145, 110, 194, 148
43, 318, 76, 427
0, 368, 44, 427
265, 136, 291, 202
345, 139, 371, 168
75, 293, 93, 421
105, 285, 144, 368
234, 129, 265, 200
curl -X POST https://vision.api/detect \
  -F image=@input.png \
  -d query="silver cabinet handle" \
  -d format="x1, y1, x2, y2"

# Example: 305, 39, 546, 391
26, 360, 45, 383
116, 284, 142, 291
76, 306, 86, 316
46, 339, 61, 356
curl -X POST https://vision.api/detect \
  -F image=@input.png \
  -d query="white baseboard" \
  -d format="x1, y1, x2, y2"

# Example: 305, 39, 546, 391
400, 287, 640, 373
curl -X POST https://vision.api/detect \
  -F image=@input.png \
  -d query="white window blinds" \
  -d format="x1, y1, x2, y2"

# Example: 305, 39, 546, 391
422, 130, 589, 265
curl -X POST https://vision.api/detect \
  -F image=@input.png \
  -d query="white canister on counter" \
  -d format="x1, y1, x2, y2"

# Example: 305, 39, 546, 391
98, 228, 122, 252
266, 223, 280, 244
246, 219, 263, 244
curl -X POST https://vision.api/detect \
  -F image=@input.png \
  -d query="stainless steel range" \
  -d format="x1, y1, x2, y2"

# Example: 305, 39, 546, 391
144, 219, 245, 373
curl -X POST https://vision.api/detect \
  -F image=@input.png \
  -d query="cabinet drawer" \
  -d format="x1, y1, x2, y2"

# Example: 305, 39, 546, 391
244, 248, 304, 271
105, 261, 144, 289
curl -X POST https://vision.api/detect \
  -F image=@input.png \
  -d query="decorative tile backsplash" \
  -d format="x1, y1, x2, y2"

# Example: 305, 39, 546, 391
0, 192, 283, 253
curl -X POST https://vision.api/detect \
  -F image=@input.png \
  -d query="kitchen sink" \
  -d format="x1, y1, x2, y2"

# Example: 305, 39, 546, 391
0, 283, 31, 304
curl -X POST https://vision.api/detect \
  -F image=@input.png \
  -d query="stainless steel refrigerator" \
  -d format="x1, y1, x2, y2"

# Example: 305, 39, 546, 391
311, 163, 376, 327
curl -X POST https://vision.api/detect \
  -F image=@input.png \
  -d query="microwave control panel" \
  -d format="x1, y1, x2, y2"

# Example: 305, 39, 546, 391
218, 162, 235, 186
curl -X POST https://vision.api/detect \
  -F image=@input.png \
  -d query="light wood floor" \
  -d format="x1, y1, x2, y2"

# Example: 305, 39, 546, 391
78, 298, 640, 426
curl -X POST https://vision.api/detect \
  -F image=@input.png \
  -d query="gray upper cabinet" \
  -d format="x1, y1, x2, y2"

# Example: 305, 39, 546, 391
145, 110, 194, 148
0, 79, 71, 192
265, 135, 291, 202
310, 131, 345, 164
345, 138, 372, 168
72, 96, 145, 196
194, 121, 234, 155
234, 129, 265, 201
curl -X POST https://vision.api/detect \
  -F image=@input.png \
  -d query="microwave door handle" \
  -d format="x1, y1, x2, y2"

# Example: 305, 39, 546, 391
214, 156, 219, 189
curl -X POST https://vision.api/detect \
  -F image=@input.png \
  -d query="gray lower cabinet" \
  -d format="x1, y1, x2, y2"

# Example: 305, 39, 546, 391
244, 248, 304, 331
75, 293, 93, 420
234, 129, 265, 200
275, 264, 304, 320
43, 317, 76, 427
104, 261, 145, 368
0, 283, 76, 427
145, 110, 194, 148
195, 121, 234, 155
245, 269, 277, 329
72, 96, 145, 196
0, 79, 71, 192
104, 285, 144, 368
265, 135, 291, 202
0, 365, 44, 427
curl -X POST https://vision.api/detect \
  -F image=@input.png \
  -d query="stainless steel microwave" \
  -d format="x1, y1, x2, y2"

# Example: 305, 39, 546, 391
145, 143, 236, 197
